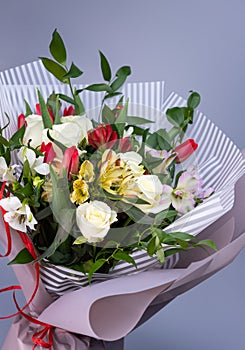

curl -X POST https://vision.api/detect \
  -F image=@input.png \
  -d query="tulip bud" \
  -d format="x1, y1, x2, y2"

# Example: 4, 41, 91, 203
63, 106, 75, 116
118, 137, 132, 152
88, 124, 118, 149
18, 114, 26, 129
40, 142, 56, 163
174, 139, 198, 163
36, 103, 55, 124
61, 146, 79, 180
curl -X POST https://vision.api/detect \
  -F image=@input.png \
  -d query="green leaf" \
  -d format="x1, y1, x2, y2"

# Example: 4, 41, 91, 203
37, 89, 53, 129
104, 92, 123, 100
58, 94, 75, 105
102, 104, 116, 124
64, 62, 83, 79
47, 129, 66, 153
127, 116, 154, 125
147, 237, 157, 256
197, 239, 217, 251
115, 99, 129, 124
156, 249, 165, 264
73, 236, 87, 245
74, 91, 85, 115
113, 251, 137, 268
187, 91, 201, 109
9, 125, 25, 149
49, 29, 67, 65
0, 134, 9, 147
168, 231, 194, 241
146, 129, 172, 151
166, 107, 185, 127
116, 66, 131, 77
24, 99, 33, 116
39, 57, 68, 83
85, 83, 112, 93
8, 248, 34, 265
88, 259, 107, 283
99, 51, 112, 82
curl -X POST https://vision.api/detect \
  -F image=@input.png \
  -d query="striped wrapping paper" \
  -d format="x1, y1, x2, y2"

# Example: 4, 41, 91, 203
0, 60, 244, 296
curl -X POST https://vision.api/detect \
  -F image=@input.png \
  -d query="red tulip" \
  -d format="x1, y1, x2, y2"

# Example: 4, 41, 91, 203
174, 139, 198, 163
18, 114, 26, 129
61, 146, 79, 180
88, 124, 118, 149
36, 103, 55, 124
40, 142, 56, 163
63, 106, 75, 116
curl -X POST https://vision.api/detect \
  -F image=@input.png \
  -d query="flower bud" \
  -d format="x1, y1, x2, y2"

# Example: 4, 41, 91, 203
63, 105, 75, 116
40, 142, 56, 163
88, 124, 118, 149
174, 139, 198, 163
61, 146, 79, 180
18, 114, 26, 129
36, 103, 55, 124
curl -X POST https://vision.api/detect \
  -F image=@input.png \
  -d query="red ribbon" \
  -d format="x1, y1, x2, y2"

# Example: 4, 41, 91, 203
0, 181, 12, 257
13, 292, 54, 350
0, 182, 54, 348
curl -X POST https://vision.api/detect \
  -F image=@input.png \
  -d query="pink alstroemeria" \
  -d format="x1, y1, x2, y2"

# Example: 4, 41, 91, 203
61, 146, 79, 180
40, 142, 56, 163
88, 124, 118, 149
63, 105, 75, 116
174, 139, 198, 163
162, 169, 204, 214
36, 103, 55, 124
17, 114, 26, 129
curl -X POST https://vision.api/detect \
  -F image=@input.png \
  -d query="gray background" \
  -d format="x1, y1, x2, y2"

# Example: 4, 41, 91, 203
0, 0, 244, 349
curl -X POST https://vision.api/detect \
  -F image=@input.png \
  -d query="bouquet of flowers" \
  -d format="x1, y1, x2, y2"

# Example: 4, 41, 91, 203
0, 30, 217, 289
0, 30, 245, 349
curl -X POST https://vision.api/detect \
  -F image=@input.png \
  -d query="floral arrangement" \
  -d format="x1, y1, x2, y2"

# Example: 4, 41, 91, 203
0, 30, 216, 283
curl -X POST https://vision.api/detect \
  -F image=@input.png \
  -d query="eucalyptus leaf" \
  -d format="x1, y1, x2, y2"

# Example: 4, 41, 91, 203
113, 251, 137, 268
58, 94, 75, 105
102, 104, 116, 124
127, 116, 154, 125
166, 107, 185, 127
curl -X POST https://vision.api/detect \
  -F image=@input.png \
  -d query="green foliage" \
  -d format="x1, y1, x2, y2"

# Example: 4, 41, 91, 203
8, 248, 34, 265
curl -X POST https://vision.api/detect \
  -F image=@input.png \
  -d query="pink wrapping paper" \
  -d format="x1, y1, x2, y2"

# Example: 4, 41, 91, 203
1, 153, 245, 349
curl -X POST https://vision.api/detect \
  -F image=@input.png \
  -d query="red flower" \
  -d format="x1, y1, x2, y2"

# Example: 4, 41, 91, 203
88, 124, 118, 149
174, 139, 198, 163
36, 104, 55, 124
18, 114, 26, 129
40, 142, 56, 163
63, 106, 75, 116
61, 146, 79, 180
118, 137, 132, 152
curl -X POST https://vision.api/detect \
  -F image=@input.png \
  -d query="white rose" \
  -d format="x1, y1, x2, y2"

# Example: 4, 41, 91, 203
23, 114, 44, 148
76, 200, 117, 243
123, 174, 171, 214
61, 115, 93, 141
42, 115, 93, 159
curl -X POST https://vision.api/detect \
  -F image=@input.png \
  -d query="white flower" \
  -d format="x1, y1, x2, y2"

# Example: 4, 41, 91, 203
18, 146, 50, 176
76, 200, 117, 243
162, 169, 204, 214
42, 115, 93, 159
23, 114, 44, 148
0, 196, 37, 231
0, 157, 18, 182
123, 174, 171, 214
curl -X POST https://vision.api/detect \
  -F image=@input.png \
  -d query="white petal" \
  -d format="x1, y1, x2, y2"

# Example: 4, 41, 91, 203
34, 163, 50, 175
0, 196, 22, 212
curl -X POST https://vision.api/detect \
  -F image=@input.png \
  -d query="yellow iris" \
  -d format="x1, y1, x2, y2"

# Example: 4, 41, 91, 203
71, 178, 89, 205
